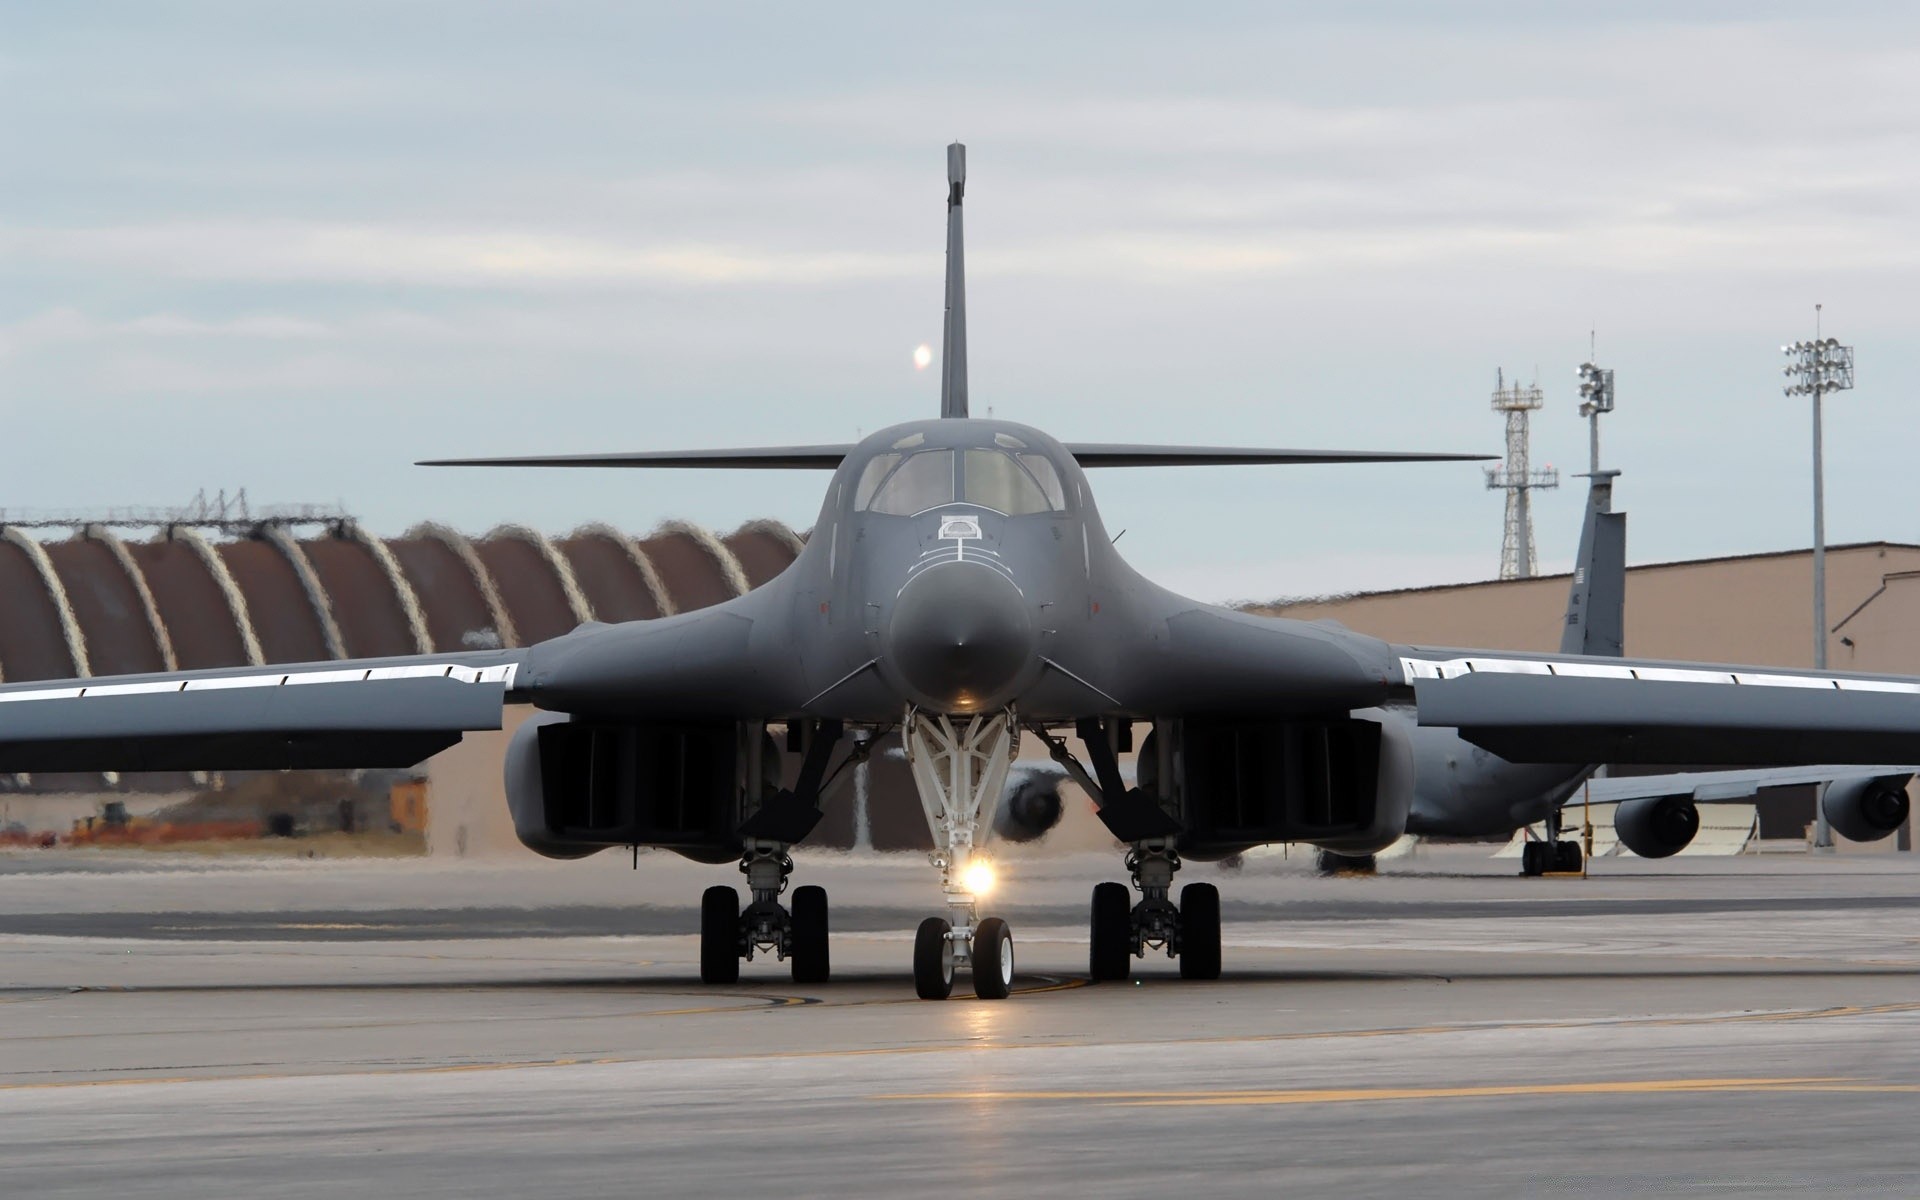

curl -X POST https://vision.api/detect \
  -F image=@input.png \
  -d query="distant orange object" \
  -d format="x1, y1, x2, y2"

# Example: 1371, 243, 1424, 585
390, 779, 429, 834
65, 819, 263, 846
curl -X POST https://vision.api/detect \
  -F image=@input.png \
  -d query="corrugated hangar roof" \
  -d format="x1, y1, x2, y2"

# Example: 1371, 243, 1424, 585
0, 517, 806, 793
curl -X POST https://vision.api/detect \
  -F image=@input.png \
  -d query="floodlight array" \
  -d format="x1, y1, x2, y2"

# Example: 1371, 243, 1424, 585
1576, 361, 1614, 417
1781, 338, 1854, 397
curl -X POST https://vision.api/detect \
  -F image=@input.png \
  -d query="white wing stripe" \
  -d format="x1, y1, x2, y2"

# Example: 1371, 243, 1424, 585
1400, 656, 1920, 695
0, 661, 517, 705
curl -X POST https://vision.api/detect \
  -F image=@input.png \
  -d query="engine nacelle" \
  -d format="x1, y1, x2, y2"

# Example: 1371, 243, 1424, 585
1822, 774, 1913, 843
1143, 714, 1412, 860
994, 765, 1065, 843
503, 713, 749, 863
1614, 795, 1699, 858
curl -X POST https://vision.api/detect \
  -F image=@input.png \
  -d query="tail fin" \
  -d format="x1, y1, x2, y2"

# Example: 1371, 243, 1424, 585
941, 142, 968, 419
1560, 471, 1626, 656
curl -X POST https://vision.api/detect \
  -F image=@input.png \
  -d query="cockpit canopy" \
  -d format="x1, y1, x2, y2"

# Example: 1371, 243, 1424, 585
854, 432, 1068, 517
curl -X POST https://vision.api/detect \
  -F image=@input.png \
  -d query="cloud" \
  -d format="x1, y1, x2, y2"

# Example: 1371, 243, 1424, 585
0, 307, 333, 358
5, 223, 931, 288
4, 5, 1919, 586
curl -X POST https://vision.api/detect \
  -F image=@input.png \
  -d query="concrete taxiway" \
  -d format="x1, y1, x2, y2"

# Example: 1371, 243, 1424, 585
3, 847, 1919, 1197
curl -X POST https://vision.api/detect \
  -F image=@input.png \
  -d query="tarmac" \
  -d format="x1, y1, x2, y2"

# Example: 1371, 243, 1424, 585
4, 844, 1920, 1197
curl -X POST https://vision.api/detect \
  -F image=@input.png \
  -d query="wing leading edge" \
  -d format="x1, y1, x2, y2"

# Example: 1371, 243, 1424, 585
1581, 764, 1920, 805
1402, 651, 1920, 766
0, 653, 523, 773
1063, 445, 1494, 467
418, 444, 1492, 471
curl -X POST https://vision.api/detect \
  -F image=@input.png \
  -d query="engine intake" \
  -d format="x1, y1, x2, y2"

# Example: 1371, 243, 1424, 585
1614, 795, 1699, 858
504, 713, 747, 863
1822, 774, 1913, 843
1145, 715, 1411, 859
994, 766, 1065, 843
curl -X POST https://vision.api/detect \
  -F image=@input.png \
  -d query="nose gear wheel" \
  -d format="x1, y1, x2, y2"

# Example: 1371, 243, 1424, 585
904, 707, 1019, 1000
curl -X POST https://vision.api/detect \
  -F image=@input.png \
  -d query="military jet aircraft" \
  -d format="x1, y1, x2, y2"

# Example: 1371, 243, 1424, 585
7, 144, 1920, 1002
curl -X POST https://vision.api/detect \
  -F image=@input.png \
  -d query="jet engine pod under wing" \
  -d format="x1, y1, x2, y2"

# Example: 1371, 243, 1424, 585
1401, 651, 1920, 766
1822, 773, 1914, 842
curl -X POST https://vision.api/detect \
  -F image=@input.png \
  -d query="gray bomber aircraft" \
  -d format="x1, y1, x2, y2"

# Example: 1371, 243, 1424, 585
8, 144, 1920, 1001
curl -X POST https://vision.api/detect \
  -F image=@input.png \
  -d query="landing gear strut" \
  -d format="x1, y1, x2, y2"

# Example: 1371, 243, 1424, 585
1520, 809, 1583, 877
1090, 840, 1220, 982
699, 841, 831, 985
904, 708, 1018, 1000
697, 720, 848, 985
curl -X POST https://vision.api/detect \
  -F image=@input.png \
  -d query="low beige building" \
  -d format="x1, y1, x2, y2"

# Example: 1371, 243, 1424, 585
1254, 542, 1920, 673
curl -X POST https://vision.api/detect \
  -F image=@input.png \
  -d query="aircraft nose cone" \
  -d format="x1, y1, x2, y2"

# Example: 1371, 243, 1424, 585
884, 562, 1034, 712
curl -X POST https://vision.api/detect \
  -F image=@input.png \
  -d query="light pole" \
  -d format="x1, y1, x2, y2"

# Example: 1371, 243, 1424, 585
1782, 312, 1855, 849
1577, 359, 1615, 476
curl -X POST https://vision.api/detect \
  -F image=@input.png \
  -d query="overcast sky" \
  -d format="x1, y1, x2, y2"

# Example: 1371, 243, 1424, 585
4, 2, 1917, 603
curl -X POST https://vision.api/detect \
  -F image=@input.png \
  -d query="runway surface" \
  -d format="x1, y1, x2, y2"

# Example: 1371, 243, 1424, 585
4, 846, 1919, 1197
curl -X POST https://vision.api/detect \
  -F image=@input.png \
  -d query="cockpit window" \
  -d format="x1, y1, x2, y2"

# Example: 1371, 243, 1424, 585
1018, 453, 1067, 511
861, 450, 955, 515
855, 445, 1069, 517
853, 454, 899, 510
963, 449, 1063, 516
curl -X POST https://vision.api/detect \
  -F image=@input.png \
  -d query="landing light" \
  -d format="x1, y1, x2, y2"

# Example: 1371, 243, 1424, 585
961, 860, 996, 897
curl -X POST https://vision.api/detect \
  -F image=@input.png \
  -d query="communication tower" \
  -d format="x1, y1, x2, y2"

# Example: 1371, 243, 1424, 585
1485, 370, 1559, 579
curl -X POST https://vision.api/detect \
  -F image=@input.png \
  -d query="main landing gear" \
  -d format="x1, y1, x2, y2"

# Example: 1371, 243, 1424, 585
699, 719, 850, 986
699, 842, 831, 984
1089, 841, 1220, 982
1520, 809, 1584, 877
904, 708, 1019, 1000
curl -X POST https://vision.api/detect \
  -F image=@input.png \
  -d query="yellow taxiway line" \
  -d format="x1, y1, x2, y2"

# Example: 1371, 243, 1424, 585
876, 1077, 1920, 1108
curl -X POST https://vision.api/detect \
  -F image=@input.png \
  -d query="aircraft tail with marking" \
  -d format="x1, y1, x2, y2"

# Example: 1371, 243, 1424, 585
1559, 471, 1626, 657
941, 142, 968, 419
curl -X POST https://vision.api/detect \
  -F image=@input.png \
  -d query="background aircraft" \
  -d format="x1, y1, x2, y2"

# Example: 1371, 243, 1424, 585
1016, 469, 1913, 885
1376, 472, 1912, 875
3, 145, 1920, 1003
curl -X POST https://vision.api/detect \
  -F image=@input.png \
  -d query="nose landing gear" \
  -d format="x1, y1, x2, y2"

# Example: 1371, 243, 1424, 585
904, 708, 1019, 1000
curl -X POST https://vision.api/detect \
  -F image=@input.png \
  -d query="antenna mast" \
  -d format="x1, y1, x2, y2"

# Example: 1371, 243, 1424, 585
1485, 369, 1559, 579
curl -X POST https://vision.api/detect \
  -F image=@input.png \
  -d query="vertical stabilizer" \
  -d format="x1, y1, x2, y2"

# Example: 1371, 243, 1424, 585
941, 142, 968, 419
1560, 471, 1626, 657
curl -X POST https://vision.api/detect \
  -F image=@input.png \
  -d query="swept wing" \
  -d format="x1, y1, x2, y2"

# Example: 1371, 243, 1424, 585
0, 652, 524, 772
1402, 651, 1920, 765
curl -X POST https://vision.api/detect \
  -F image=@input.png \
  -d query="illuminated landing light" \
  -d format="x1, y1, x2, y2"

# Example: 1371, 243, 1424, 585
961, 859, 996, 897
913, 343, 933, 370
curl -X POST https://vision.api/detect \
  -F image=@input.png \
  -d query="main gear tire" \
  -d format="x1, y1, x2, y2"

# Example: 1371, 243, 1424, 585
1177, 882, 1222, 981
973, 917, 1015, 1001
790, 884, 830, 984
914, 916, 955, 1000
700, 885, 741, 984
1520, 841, 1550, 877
1090, 882, 1133, 982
